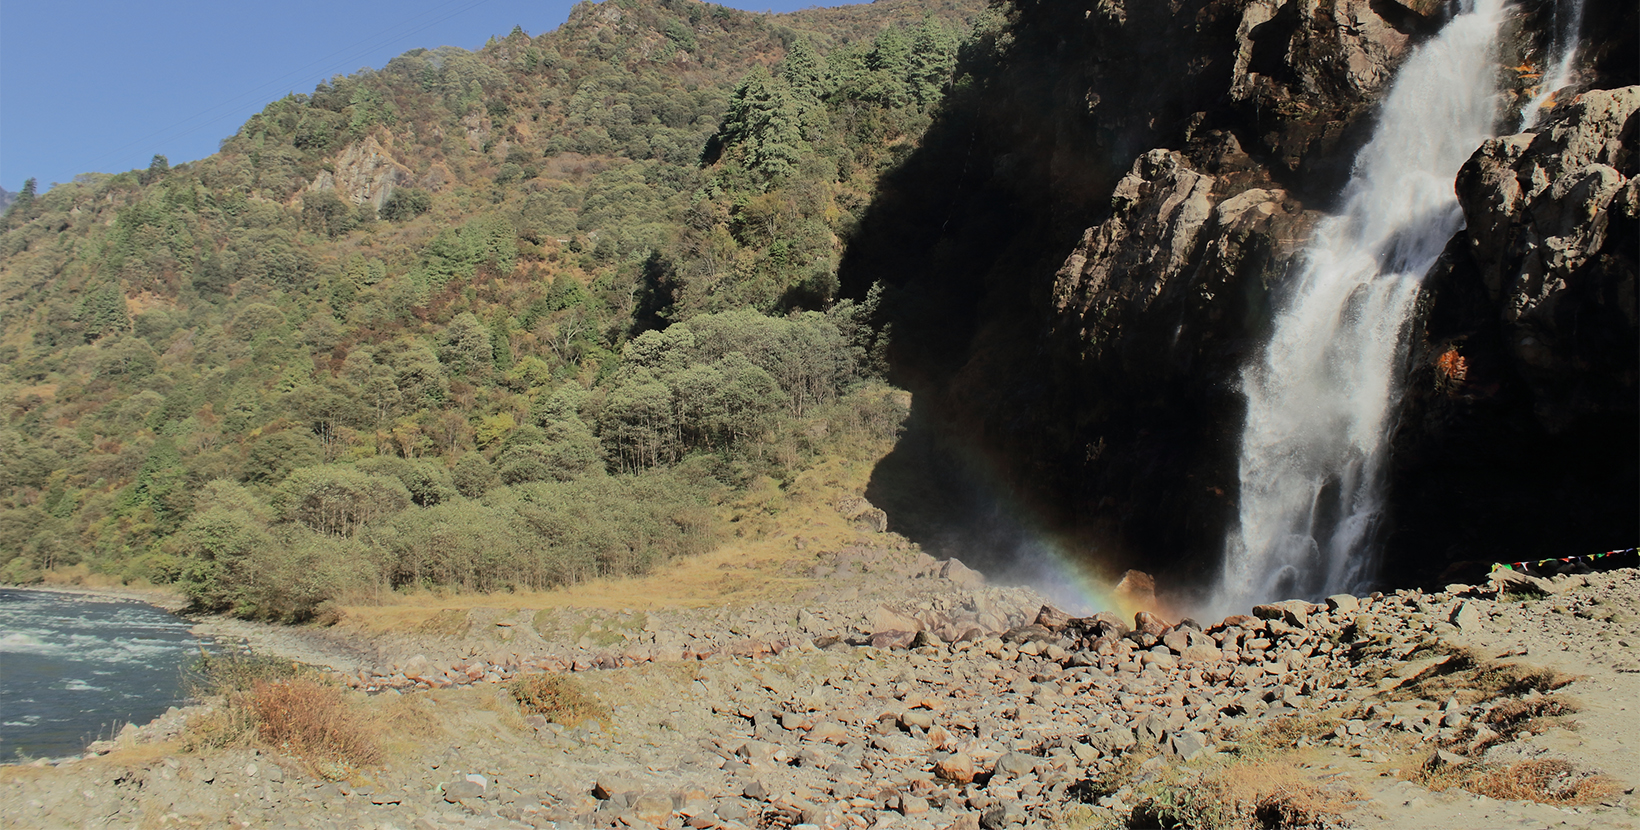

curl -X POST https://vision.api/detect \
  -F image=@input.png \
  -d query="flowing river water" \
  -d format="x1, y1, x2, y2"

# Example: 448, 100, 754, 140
0, 589, 206, 761
1215, 0, 1510, 613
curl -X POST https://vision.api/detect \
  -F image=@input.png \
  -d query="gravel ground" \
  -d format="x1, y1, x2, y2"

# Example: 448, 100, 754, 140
3, 547, 1636, 830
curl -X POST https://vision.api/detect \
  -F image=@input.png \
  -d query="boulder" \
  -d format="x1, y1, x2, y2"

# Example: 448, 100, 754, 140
1035, 604, 1073, 630
1113, 569, 1157, 609
993, 752, 1037, 779
1133, 610, 1169, 636
1449, 601, 1483, 633
870, 605, 922, 633
941, 558, 987, 588
1490, 568, 1558, 597
870, 630, 917, 650
401, 654, 433, 681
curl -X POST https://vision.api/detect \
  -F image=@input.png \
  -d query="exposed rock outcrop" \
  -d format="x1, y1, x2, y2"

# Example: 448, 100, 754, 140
1388, 85, 1637, 580
305, 135, 413, 209
842, 0, 1636, 592
1463, 86, 1638, 428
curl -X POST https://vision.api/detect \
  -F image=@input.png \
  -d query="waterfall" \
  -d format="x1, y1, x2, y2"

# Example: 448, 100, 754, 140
1518, 0, 1587, 128
1214, 0, 1508, 612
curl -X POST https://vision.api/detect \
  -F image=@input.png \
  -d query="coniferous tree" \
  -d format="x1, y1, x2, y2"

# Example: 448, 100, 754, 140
3, 177, 36, 226
722, 67, 804, 183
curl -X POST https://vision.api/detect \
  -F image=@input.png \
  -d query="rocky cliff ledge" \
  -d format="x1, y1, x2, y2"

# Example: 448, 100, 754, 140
840, 0, 1637, 590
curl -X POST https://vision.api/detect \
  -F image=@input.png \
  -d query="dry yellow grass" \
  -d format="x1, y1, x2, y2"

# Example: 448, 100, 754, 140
31, 565, 184, 603
334, 451, 891, 631
1463, 758, 1620, 805
251, 680, 381, 773
507, 674, 611, 727
1205, 761, 1360, 829
1133, 758, 1360, 830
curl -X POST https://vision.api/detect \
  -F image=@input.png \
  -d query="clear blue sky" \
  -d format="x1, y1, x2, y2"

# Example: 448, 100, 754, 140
0, 0, 853, 192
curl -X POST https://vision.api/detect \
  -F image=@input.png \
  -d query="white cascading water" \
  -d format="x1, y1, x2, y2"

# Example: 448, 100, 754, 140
1518, 0, 1587, 128
1214, 0, 1508, 612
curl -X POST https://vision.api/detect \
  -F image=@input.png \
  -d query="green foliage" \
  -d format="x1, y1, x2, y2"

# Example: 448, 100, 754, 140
76, 283, 131, 342
0, 0, 981, 605
273, 465, 412, 537
720, 67, 804, 183
379, 187, 431, 221
421, 215, 518, 283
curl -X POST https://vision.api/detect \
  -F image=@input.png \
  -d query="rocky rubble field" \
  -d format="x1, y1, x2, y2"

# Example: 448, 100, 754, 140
3, 547, 1637, 830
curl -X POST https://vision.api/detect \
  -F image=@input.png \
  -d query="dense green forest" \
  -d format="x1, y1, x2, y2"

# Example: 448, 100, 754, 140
0, 0, 999, 620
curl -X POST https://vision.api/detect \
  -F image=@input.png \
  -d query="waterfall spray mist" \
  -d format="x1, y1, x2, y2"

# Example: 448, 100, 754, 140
1214, 0, 1508, 614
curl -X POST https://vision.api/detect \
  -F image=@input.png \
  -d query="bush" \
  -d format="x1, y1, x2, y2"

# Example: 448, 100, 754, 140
507, 673, 609, 727
380, 188, 431, 221
1461, 759, 1619, 805
252, 679, 381, 774
184, 650, 301, 698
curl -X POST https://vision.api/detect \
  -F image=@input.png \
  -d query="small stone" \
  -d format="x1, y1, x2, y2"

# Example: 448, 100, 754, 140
1167, 731, 1208, 759
993, 752, 1036, 778
899, 794, 930, 815
901, 710, 935, 731
631, 793, 672, 821
1136, 714, 1168, 746
806, 721, 849, 744
980, 800, 1027, 829
444, 780, 485, 802
593, 777, 637, 800
1450, 602, 1482, 633
1425, 749, 1469, 771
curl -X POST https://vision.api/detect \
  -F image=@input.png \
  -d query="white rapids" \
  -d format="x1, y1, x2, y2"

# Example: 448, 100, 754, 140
1214, 0, 1510, 613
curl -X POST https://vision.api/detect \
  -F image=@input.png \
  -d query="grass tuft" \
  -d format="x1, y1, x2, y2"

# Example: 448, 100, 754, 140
251, 679, 381, 774
179, 650, 378, 777
507, 673, 611, 727
1131, 760, 1359, 830
1463, 759, 1620, 805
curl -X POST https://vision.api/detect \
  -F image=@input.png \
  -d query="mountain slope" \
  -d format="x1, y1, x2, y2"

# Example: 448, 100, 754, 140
0, 0, 988, 617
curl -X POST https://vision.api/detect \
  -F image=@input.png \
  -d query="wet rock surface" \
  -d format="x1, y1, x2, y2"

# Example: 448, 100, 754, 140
6, 551, 1637, 829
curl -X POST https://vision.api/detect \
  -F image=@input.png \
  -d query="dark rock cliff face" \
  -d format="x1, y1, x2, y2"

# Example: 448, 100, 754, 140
839, 0, 1636, 592
1392, 86, 1638, 583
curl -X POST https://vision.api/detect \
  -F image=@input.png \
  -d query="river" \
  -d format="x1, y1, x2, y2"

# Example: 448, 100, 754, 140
0, 588, 206, 761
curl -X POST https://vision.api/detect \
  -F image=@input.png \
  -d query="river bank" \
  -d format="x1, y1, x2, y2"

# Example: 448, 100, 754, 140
0, 583, 188, 614
1, 528, 1636, 829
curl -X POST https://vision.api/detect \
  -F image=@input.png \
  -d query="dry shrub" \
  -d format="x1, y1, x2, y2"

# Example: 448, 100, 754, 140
1134, 761, 1358, 830
1493, 666, 1577, 696
1483, 694, 1578, 736
180, 704, 257, 753
1464, 759, 1620, 805
184, 650, 301, 698
1205, 762, 1359, 830
1227, 713, 1335, 757
251, 679, 381, 773
507, 673, 610, 727
1399, 653, 1578, 706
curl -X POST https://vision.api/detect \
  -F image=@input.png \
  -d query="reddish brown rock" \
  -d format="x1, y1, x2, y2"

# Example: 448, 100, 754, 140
934, 752, 975, 784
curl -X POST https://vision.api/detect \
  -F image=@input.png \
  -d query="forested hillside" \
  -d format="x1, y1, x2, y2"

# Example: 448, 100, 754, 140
0, 0, 992, 620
